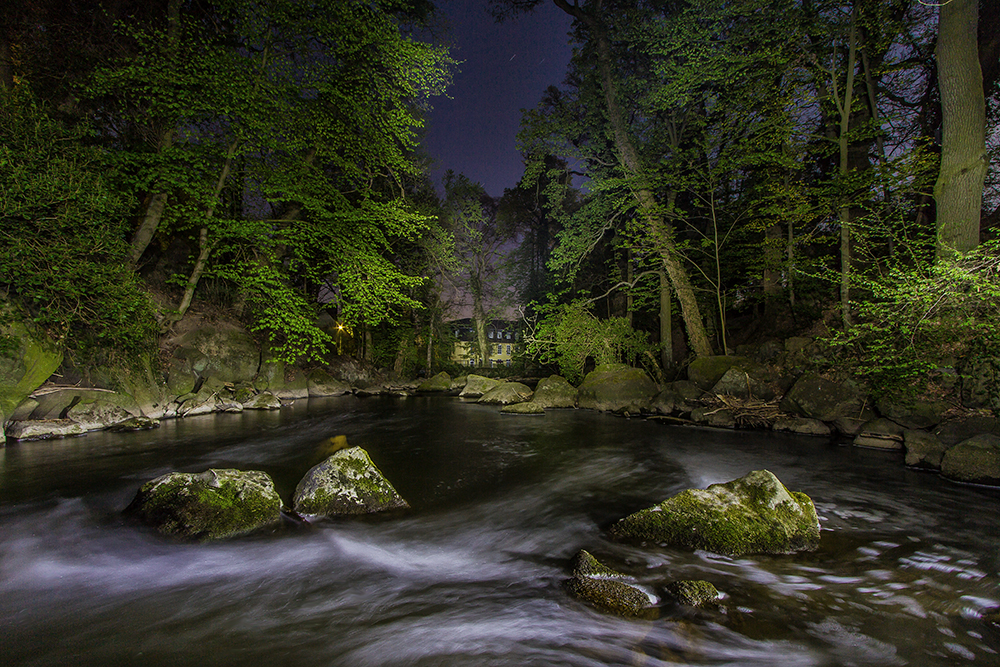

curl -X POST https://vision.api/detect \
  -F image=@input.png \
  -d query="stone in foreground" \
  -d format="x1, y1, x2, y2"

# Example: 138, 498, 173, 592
565, 550, 654, 617
611, 470, 820, 557
125, 469, 282, 540
293, 446, 409, 517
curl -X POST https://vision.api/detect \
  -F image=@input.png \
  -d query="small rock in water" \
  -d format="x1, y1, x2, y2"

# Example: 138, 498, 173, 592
663, 579, 721, 607
565, 550, 656, 617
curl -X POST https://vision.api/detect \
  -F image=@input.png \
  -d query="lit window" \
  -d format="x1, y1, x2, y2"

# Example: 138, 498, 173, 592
506, 331, 511, 340
489, 330, 494, 339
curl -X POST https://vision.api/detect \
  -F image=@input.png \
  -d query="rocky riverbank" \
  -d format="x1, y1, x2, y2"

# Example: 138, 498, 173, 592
3, 317, 998, 486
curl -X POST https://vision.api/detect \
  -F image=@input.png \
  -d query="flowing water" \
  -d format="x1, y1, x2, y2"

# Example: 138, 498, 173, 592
1, 395, 998, 666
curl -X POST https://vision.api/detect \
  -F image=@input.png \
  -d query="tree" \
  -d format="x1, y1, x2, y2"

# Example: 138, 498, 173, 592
492, 0, 714, 358
934, 0, 987, 257
442, 171, 516, 366
88, 0, 454, 361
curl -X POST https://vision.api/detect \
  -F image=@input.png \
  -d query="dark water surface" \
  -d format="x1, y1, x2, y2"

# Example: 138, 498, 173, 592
1, 396, 998, 666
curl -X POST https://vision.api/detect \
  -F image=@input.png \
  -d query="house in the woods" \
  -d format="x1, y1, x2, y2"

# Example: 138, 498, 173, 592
450, 318, 521, 368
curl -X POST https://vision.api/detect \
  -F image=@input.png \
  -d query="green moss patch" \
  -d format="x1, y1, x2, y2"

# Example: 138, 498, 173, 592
611, 470, 820, 557
125, 469, 282, 540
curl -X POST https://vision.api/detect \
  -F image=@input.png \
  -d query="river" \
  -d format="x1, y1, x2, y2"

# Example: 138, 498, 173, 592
1, 395, 998, 666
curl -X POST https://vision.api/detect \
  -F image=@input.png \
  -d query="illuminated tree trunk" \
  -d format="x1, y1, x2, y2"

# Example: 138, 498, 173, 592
554, 0, 712, 357
934, 0, 986, 257
168, 139, 238, 325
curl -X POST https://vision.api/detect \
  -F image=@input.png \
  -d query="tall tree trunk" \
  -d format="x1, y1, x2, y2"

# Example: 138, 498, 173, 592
832, 10, 858, 328
658, 271, 673, 372
0, 31, 13, 91
128, 0, 182, 267
167, 139, 238, 325
553, 0, 713, 358
473, 299, 489, 367
934, 0, 987, 257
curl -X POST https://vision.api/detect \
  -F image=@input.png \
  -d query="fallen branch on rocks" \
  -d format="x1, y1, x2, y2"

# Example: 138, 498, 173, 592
709, 394, 786, 429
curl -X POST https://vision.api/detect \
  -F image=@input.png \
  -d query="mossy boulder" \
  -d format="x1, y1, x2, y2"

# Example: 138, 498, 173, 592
293, 446, 409, 517
710, 366, 775, 401
307, 369, 352, 397
779, 373, 866, 422
0, 316, 63, 418
853, 418, 905, 450
108, 416, 160, 432
611, 469, 820, 557
688, 355, 754, 391
663, 580, 721, 607
772, 417, 832, 437
690, 406, 736, 429
176, 328, 261, 384
459, 374, 501, 398
904, 429, 947, 470
124, 469, 282, 540
565, 550, 653, 617
478, 382, 533, 405
577, 364, 657, 413
6, 419, 87, 440
530, 375, 577, 409
941, 434, 1000, 485
876, 396, 949, 430
243, 391, 282, 410
416, 371, 452, 393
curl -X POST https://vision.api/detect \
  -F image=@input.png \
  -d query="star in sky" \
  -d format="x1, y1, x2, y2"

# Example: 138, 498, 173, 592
422, 0, 573, 197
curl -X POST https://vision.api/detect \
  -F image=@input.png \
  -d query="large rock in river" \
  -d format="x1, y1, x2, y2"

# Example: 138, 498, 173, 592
941, 434, 1000, 485
459, 374, 501, 398
530, 375, 577, 409
293, 446, 409, 516
612, 470, 820, 557
478, 381, 533, 405
416, 371, 452, 393
125, 469, 282, 540
577, 364, 657, 413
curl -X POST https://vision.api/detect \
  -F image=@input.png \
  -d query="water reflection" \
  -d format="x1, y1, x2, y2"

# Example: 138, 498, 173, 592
1, 396, 998, 666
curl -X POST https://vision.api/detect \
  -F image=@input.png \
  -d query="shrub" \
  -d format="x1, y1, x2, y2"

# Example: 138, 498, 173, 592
0, 88, 159, 369
524, 301, 657, 384
832, 241, 1000, 397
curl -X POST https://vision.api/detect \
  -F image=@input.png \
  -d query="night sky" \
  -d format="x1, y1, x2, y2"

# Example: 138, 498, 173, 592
422, 0, 574, 197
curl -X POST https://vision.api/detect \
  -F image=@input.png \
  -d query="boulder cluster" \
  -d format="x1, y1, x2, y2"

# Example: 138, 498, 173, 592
125, 438, 408, 541
566, 469, 819, 617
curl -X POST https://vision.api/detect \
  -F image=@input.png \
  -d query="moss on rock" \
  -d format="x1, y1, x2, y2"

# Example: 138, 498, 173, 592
416, 371, 452, 393
611, 470, 820, 557
565, 550, 653, 617
478, 382, 533, 405
664, 579, 720, 607
576, 364, 657, 413
293, 446, 409, 516
125, 468, 282, 540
